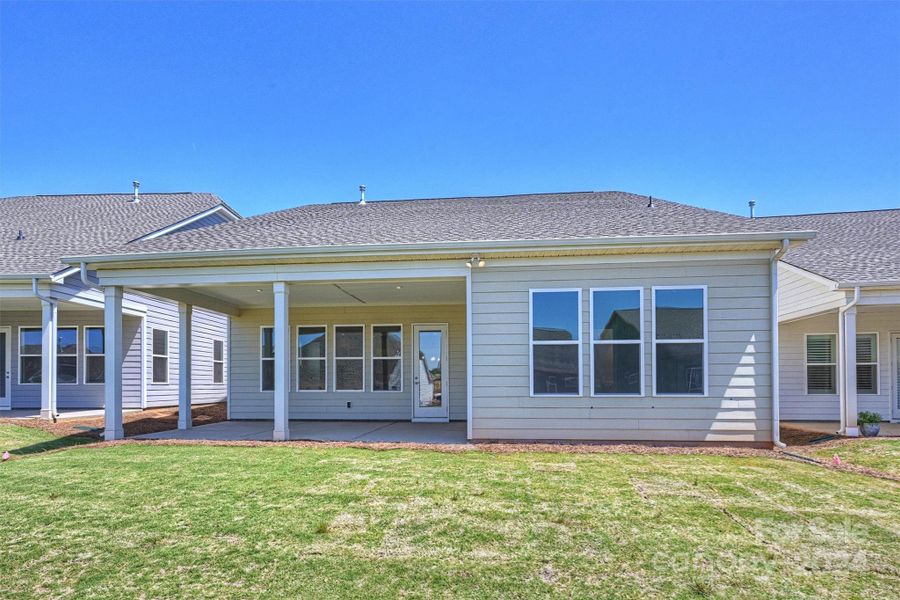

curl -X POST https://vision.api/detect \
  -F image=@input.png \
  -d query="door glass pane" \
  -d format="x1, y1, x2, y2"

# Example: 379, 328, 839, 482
0, 332, 6, 398
655, 289, 704, 340
417, 331, 443, 407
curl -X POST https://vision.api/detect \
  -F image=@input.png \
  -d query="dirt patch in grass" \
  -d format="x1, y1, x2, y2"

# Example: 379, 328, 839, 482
0, 402, 226, 440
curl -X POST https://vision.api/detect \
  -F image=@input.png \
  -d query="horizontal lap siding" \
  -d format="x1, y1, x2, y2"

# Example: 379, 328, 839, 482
779, 310, 897, 420
229, 304, 466, 420
778, 265, 846, 321
0, 310, 142, 409
470, 258, 773, 442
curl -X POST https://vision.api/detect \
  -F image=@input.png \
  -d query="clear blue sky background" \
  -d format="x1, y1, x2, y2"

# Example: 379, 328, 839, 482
1, 1, 898, 218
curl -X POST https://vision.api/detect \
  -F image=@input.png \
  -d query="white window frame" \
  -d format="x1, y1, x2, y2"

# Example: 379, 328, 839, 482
856, 332, 879, 395
212, 339, 225, 385
150, 327, 170, 385
296, 325, 327, 392
83, 326, 105, 385
17, 326, 42, 385
529, 288, 583, 397
56, 326, 78, 385
260, 325, 274, 393
590, 287, 644, 397
333, 324, 365, 392
805, 332, 837, 395
651, 285, 708, 397
371, 324, 403, 393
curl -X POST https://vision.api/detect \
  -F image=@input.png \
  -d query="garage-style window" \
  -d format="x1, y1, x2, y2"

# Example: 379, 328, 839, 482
530, 289, 582, 396
372, 325, 402, 392
213, 339, 225, 384
19, 328, 42, 384
856, 333, 878, 395
57, 327, 78, 384
653, 287, 706, 395
297, 326, 326, 391
806, 334, 836, 394
151, 328, 169, 384
84, 326, 105, 384
334, 325, 364, 391
260, 327, 274, 391
591, 288, 643, 395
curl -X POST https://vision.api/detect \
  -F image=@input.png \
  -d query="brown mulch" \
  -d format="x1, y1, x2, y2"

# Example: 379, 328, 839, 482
0, 402, 227, 440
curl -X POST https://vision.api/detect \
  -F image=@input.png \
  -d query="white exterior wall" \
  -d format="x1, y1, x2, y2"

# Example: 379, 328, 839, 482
778, 264, 847, 322
469, 256, 773, 443
228, 304, 466, 420
779, 308, 899, 421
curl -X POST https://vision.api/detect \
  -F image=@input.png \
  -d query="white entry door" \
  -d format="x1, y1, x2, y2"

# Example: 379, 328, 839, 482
893, 335, 900, 421
412, 324, 449, 422
0, 327, 10, 410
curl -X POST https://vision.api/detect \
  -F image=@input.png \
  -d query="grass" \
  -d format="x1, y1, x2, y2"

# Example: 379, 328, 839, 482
810, 439, 900, 478
0, 426, 897, 599
0, 423, 92, 457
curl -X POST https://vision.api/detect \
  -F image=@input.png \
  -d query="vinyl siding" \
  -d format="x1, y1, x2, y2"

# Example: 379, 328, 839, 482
229, 304, 466, 420
470, 257, 773, 442
166, 211, 230, 234
778, 264, 847, 322
779, 309, 898, 420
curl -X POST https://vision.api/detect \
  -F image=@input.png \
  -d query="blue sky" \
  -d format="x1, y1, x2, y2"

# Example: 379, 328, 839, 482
1, 1, 898, 218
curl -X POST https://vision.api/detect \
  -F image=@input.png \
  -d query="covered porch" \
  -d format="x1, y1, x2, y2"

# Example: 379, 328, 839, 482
94, 260, 473, 442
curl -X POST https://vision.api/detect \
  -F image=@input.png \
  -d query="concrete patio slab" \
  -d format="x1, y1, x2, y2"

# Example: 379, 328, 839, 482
783, 420, 900, 437
134, 419, 471, 444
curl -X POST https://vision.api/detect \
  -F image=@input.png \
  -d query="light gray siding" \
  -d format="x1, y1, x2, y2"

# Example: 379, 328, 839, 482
229, 304, 466, 420
778, 264, 847, 322
469, 257, 773, 443
167, 211, 230, 234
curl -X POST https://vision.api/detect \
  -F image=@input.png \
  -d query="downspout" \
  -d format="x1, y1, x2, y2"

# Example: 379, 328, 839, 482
771, 239, 789, 448
80, 262, 101, 291
32, 277, 58, 421
838, 286, 861, 435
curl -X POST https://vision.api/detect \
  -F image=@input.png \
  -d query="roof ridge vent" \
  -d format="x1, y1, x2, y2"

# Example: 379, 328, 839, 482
132, 180, 140, 203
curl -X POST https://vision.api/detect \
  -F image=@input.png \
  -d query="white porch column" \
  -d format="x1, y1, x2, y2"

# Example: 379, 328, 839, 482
273, 281, 291, 441
841, 305, 859, 437
178, 302, 192, 430
39, 300, 57, 419
103, 286, 125, 441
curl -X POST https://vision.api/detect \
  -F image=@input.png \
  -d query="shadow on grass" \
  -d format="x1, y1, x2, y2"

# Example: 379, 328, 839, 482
9, 433, 95, 457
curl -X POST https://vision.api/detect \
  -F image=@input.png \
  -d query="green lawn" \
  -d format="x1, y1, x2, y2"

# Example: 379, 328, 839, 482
0, 423, 92, 457
810, 439, 900, 478
0, 427, 897, 599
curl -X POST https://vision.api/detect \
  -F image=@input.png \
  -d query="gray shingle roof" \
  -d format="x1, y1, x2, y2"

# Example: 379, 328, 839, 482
760, 209, 900, 285
114, 191, 804, 256
0, 193, 226, 277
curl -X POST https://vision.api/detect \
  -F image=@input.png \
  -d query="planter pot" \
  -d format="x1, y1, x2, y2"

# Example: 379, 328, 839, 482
860, 423, 880, 437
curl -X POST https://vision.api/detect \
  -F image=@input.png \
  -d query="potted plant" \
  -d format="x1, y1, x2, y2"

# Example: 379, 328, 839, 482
858, 411, 882, 437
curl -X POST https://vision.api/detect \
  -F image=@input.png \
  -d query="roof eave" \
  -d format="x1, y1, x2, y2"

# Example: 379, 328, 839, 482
835, 279, 900, 290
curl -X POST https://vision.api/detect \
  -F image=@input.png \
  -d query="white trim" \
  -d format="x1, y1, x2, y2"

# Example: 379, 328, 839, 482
855, 331, 879, 395
212, 338, 226, 385
371, 324, 403, 393
804, 332, 838, 395
260, 325, 274, 392
411, 323, 450, 422
150, 326, 171, 385
50, 266, 81, 283
651, 286, 708, 397
296, 325, 327, 392
528, 288, 583, 397
589, 287, 644, 397
56, 326, 78, 385
140, 316, 147, 409
135, 205, 240, 241
226, 317, 232, 419
465, 270, 473, 439
17, 326, 42, 385
333, 324, 365, 392
0, 326, 11, 409
83, 325, 106, 385
891, 333, 900, 421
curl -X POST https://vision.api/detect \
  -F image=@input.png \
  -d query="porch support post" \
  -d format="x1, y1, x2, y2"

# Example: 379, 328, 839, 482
841, 305, 859, 437
178, 302, 192, 430
465, 270, 473, 440
273, 281, 290, 441
39, 300, 57, 419
103, 286, 125, 441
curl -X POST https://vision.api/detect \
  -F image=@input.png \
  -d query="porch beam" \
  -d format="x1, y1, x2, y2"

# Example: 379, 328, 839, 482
104, 286, 125, 441
39, 300, 57, 419
145, 288, 242, 317
178, 302, 192, 430
273, 281, 290, 441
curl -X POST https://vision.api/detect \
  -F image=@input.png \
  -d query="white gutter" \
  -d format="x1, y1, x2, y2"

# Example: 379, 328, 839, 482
837, 286, 861, 435
31, 277, 56, 305
79, 262, 102, 291
771, 239, 790, 448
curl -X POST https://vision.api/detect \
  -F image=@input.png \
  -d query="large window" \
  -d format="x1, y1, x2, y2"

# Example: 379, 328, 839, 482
57, 327, 77, 384
213, 339, 225, 384
530, 289, 582, 396
297, 326, 326, 391
84, 326, 105, 384
334, 325, 364, 391
151, 328, 169, 384
653, 287, 706, 395
260, 326, 274, 391
591, 288, 643, 396
372, 325, 402, 392
18, 328, 42, 384
856, 333, 878, 395
806, 334, 836, 394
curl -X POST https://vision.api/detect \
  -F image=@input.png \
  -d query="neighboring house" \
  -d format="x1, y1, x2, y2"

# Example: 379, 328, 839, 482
67, 191, 816, 445
761, 209, 900, 435
0, 188, 240, 420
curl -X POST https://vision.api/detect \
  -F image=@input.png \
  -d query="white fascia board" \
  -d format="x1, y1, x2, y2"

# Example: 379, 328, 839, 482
133, 205, 241, 242
836, 280, 900, 290
66, 229, 817, 267
49, 266, 80, 283
0, 273, 50, 281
